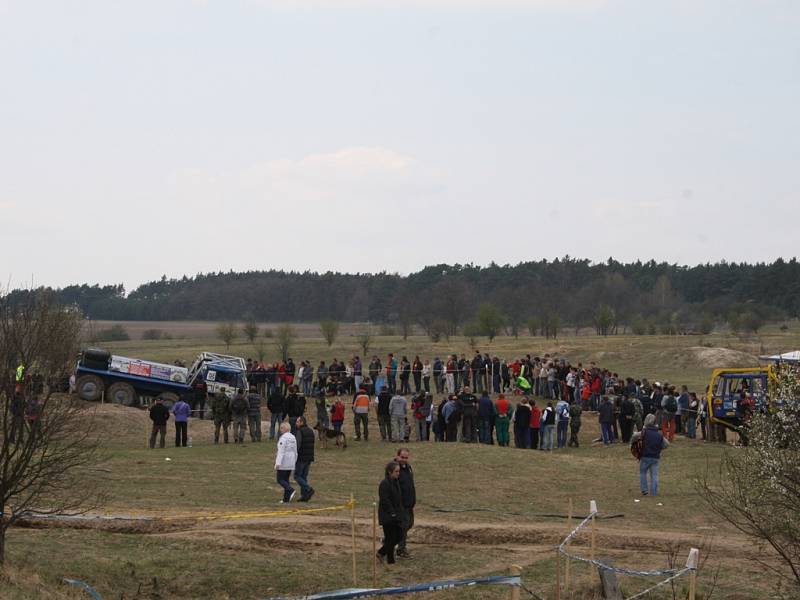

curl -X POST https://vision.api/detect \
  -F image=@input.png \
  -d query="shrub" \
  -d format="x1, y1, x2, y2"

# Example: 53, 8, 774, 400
96, 324, 130, 342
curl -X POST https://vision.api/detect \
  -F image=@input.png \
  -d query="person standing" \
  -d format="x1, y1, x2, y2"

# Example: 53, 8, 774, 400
387, 354, 398, 395
172, 394, 191, 447
230, 389, 249, 444
540, 401, 556, 451
353, 356, 363, 392
568, 401, 582, 447
514, 397, 531, 449
247, 385, 263, 442
555, 396, 570, 449
376, 461, 405, 565
149, 396, 170, 449
422, 359, 431, 394
395, 448, 416, 558
376, 385, 393, 442
458, 386, 478, 443
352, 385, 371, 441
442, 394, 460, 442
274, 422, 297, 503
494, 394, 512, 447
529, 399, 541, 450
294, 416, 315, 502
432, 357, 443, 394
389, 392, 408, 443
477, 391, 494, 444
598, 395, 615, 445
412, 356, 423, 393
631, 413, 670, 496
661, 387, 678, 442
211, 391, 231, 443
619, 394, 635, 443
267, 387, 285, 440
285, 385, 306, 434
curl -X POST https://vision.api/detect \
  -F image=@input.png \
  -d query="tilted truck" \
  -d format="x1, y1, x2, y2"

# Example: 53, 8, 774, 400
75, 348, 248, 408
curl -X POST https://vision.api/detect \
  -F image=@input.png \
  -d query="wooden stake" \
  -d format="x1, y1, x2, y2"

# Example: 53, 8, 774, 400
509, 564, 521, 600
590, 500, 597, 581
686, 548, 700, 600
372, 502, 377, 587
555, 546, 561, 600
350, 493, 357, 586
565, 497, 572, 590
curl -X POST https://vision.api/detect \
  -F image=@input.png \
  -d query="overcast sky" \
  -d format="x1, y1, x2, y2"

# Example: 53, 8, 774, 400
2, 0, 798, 292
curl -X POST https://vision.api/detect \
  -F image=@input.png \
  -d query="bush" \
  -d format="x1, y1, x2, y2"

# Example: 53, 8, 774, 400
141, 328, 163, 340
96, 324, 130, 342
379, 323, 395, 336
263, 328, 274, 338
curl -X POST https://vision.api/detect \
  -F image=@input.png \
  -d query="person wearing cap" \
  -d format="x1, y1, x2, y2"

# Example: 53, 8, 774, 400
631, 413, 670, 496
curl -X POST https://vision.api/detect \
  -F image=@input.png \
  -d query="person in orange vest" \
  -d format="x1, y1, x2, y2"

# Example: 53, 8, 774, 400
352, 385, 371, 441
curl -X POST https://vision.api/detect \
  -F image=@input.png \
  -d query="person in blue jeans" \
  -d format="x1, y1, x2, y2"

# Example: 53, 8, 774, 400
540, 401, 556, 451
598, 396, 615, 445
555, 398, 570, 449
631, 413, 670, 496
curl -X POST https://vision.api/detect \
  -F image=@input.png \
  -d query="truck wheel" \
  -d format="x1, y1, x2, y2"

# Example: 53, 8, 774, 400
159, 392, 179, 410
107, 382, 137, 407
77, 375, 104, 402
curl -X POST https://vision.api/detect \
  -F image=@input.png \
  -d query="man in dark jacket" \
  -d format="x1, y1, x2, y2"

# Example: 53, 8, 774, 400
458, 386, 478, 443
294, 416, 315, 501
247, 385, 262, 442
631, 413, 670, 496
377, 386, 393, 442
267, 387, 285, 440
394, 448, 416, 558
149, 397, 170, 449
285, 385, 306, 434
598, 395, 615, 445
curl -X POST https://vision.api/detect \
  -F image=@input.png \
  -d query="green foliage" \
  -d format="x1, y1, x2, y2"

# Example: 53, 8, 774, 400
699, 315, 715, 335
141, 328, 163, 340
593, 304, 615, 336
319, 320, 340, 347
242, 319, 259, 343
216, 322, 237, 349
526, 317, 539, 337
356, 327, 373, 357
474, 303, 505, 342
631, 315, 647, 335
96, 324, 130, 342
274, 324, 295, 362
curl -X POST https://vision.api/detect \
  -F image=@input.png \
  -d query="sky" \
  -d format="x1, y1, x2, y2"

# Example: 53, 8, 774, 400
1, 0, 798, 292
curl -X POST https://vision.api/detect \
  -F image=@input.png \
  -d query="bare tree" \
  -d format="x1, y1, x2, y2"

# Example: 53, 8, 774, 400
356, 326, 373, 357
274, 324, 295, 363
0, 291, 106, 563
697, 363, 800, 592
216, 321, 237, 349
242, 318, 259, 343
319, 320, 340, 347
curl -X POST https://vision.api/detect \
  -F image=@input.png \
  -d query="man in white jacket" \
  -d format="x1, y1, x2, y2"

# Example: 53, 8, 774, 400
275, 422, 297, 503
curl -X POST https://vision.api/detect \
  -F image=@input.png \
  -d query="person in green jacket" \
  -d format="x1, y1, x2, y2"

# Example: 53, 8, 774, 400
568, 402, 582, 447
494, 393, 513, 447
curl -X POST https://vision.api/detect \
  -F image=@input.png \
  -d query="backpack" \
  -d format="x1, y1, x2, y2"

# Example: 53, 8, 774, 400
231, 395, 248, 415
664, 395, 678, 413
631, 429, 646, 460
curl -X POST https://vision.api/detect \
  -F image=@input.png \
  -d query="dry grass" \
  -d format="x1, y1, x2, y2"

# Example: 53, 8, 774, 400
7, 325, 799, 598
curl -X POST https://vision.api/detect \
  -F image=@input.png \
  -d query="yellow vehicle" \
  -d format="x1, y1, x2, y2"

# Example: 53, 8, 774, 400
706, 366, 777, 432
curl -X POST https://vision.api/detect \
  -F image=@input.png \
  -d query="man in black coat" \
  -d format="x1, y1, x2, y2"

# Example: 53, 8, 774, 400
394, 448, 416, 558
149, 397, 170, 449
294, 416, 315, 502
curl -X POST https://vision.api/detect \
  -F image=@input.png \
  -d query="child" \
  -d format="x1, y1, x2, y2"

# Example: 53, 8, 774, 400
330, 397, 345, 433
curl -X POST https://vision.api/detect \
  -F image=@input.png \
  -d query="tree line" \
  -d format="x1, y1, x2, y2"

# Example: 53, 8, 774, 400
8, 257, 800, 336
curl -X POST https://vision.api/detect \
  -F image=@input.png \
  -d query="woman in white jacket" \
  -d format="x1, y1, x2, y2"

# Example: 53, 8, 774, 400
275, 422, 298, 503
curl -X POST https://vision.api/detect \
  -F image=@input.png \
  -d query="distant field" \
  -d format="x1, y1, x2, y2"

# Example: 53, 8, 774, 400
85, 320, 800, 392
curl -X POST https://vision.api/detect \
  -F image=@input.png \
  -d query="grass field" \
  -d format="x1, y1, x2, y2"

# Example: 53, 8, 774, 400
5, 325, 800, 599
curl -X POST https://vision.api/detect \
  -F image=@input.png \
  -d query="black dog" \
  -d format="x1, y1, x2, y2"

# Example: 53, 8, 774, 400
313, 424, 347, 449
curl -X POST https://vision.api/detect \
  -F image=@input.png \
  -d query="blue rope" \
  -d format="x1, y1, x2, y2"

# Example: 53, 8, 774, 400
63, 578, 104, 600
262, 574, 521, 599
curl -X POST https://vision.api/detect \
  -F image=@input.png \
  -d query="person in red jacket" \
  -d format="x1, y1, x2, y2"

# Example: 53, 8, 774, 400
330, 398, 345, 433
529, 400, 542, 450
